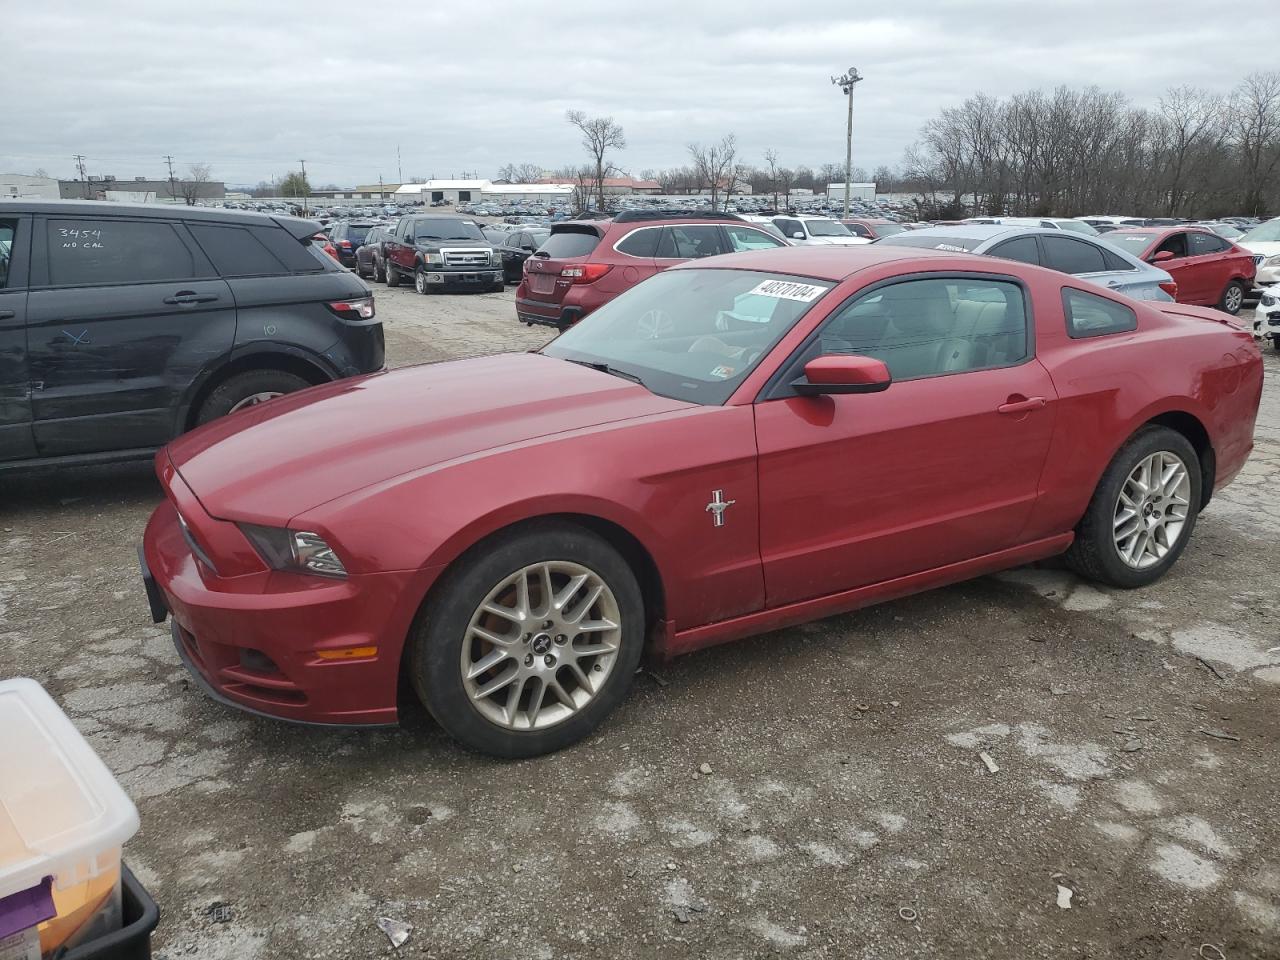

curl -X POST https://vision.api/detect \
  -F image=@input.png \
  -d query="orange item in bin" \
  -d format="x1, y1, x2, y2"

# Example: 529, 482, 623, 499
0, 680, 139, 958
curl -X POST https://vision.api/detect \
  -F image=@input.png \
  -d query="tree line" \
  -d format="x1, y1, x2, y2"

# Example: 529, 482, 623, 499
899, 73, 1280, 219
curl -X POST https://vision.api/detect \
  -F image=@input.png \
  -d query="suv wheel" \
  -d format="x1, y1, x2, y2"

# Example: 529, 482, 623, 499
415, 265, 433, 295
354, 259, 369, 279
373, 256, 385, 283
385, 260, 400, 287
196, 370, 312, 425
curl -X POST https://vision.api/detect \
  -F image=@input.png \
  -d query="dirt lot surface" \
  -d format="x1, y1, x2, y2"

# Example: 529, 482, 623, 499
2, 286, 1277, 960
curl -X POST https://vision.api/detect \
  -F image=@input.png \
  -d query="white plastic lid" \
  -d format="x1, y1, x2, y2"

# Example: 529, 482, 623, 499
0, 679, 139, 899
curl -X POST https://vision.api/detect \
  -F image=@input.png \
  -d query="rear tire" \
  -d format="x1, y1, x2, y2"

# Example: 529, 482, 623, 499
195, 370, 312, 426
373, 257, 386, 283
1064, 426, 1201, 589
354, 260, 369, 279
385, 261, 400, 287
408, 522, 644, 758
1219, 280, 1246, 315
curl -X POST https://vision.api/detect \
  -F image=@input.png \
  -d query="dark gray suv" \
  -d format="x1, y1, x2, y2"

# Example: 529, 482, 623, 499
0, 201, 384, 470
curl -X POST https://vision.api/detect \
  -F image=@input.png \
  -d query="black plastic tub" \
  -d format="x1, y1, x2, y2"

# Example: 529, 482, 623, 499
57, 865, 159, 960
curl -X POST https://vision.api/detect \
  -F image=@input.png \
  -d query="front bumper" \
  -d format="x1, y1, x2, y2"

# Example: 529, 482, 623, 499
142, 498, 420, 726
423, 264, 503, 287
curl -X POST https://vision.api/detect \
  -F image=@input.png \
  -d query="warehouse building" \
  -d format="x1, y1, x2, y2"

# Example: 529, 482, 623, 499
0, 174, 61, 199
57, 176, 226, 201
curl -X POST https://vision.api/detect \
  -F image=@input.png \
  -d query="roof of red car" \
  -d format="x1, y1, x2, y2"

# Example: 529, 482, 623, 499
670, 244, 985, 282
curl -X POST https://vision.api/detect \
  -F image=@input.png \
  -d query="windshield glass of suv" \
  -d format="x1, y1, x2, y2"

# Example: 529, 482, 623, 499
543, 269, 834, 405
874, 223, 907, 237
1057, 220, 1100, 236
1243, 220, 1280, 243
1105, 232, 1160, 255
415, 219, 485, 242
805, 220, 853, 237
347, 226, 373, 244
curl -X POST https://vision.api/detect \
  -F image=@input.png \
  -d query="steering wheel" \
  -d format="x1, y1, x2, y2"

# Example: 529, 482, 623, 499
636, 308, 673, 339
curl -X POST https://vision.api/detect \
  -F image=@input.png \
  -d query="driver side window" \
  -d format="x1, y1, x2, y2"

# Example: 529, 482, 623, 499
1156, 233, 1187, 259
816, 277, 1030, 381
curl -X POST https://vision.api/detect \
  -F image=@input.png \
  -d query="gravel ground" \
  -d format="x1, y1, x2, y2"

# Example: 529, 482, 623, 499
2, 286, 1277, 960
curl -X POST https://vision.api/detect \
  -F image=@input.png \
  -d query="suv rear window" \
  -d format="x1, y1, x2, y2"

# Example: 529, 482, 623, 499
539, 228, 601, 259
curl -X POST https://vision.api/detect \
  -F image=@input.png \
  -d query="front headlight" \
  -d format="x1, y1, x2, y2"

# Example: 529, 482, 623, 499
425, 252, 444, 266
1262, 293, 1278, 307
239, 525, 348, 578
1266, 255, 1280, 267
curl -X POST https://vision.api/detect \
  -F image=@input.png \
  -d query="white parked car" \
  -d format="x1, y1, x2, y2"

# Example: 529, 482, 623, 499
770, 215, 870, 246
1238, 217, 1280, 299
1257, 288, 1279, 349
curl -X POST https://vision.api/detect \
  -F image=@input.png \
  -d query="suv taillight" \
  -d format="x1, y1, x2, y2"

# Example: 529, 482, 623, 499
1158, 280, 1178, 299
327, 297, 375, 320
561, 263, 613, 284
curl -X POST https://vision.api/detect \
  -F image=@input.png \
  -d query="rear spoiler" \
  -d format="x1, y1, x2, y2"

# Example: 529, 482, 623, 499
272, 214, 325, 241
1156, 302, 1248, 331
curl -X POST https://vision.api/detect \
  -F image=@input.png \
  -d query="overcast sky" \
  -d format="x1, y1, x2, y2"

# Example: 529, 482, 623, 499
4, 1, 1255, 188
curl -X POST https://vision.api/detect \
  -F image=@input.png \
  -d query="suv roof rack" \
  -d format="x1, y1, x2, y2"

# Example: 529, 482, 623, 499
611, 209, 746, 223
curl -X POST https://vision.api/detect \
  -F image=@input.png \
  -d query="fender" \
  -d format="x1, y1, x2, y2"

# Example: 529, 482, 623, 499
172, 342, 340, 435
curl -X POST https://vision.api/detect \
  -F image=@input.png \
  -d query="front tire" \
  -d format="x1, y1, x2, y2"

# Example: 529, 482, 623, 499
1064, 426, 1201, 588
414, 265, 433, 295
195, 369, 312, 426
409, 522, 644, 758
1219, 280, 1246, 315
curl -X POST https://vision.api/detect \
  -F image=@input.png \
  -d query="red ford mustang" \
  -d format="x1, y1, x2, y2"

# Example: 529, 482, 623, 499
140, 246, 1263, 757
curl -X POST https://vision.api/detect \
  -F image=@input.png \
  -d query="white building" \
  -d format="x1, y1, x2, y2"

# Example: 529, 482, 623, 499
0, 174, 60, 199
826, 182, 877, 203
394, 179, 489, 203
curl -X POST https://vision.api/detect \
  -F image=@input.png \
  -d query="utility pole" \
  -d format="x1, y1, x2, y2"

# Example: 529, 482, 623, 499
299, 159, 308, 215
379, 175, 384, 201
73, 154, 88, 199
397, 145, 402, 185
164, 154, 177, 204
830, 66, 863, 219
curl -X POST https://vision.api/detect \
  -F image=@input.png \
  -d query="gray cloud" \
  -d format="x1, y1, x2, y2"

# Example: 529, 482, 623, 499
4, 0, 1250, 186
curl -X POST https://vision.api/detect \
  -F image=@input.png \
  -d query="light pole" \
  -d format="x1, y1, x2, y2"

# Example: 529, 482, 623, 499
831, 66, 863, 219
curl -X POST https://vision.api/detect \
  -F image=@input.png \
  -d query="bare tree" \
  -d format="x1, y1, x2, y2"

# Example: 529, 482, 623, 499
180, 163, 212, 206
566, 110, 626, 211
498, 162, 544, 183
688, 134, 739, 211
1230, 72, 1280, 216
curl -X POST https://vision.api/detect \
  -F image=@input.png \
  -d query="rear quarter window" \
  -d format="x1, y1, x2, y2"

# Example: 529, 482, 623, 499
1062, 287, 1137, 339
252, 226, 326, 272
189, 224, 286, 278
615, 227, 660, 258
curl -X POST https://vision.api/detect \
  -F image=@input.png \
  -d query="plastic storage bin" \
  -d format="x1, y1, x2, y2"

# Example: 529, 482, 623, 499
0, 679, 140, 959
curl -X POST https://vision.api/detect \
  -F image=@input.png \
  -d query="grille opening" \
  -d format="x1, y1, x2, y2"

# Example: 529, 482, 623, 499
239, 648, 280, 674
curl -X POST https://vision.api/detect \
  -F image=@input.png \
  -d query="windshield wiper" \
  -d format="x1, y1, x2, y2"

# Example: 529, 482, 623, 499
563, 358, 644, 385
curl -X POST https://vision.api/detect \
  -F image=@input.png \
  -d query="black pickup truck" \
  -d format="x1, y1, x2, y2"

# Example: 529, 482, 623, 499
383, 215, 503, 294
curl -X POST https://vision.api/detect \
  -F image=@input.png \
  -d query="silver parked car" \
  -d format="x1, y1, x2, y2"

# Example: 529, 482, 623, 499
876, 225, 1175, 301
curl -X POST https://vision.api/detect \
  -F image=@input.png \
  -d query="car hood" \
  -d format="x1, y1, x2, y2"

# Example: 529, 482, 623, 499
1240, 240, 1280, 256
168, 353, 692, 523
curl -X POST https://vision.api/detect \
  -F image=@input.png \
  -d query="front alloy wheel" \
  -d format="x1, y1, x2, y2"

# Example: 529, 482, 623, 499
461, 561, 622, 730
415, 266, 430, 294
409, 522, 644, 757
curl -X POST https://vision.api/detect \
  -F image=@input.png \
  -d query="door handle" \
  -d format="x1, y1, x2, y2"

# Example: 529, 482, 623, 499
998, 396, 1047, 415
163, 292, 219, 305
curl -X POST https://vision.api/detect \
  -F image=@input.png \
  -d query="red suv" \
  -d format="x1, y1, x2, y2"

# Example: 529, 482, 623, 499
1105, 227, 1257, 314
515, 210, 789, 327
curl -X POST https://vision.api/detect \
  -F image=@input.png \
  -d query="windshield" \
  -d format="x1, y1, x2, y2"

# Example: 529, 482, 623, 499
415, 219, 485, 242
1105, 232, 1159, 255
874, 223, 907, 237
347, 226, 373, 243
542, 269, 834, 405
805, 220, 853, 237
1206, 223, 1243, 239
1242, 220, 1280, 243
1057, 220, 1099, 236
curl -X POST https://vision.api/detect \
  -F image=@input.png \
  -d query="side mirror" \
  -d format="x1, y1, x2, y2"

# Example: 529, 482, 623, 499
791, 231, 806, 240
793, 355, 892, 396
1152, 249, 1176, 263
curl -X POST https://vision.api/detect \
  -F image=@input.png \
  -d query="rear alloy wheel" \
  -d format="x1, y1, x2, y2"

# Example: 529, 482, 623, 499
354, 260, 369, 279
195, 369, 312, 425
1064, 426, 1201, 588
385, 259, 400, 287
409, 523, 644, 757
1219, 280, 1245, 315
373, 257, 385, 283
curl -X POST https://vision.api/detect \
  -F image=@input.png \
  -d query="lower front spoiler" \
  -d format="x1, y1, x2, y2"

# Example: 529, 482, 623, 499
169, 620, 396, 730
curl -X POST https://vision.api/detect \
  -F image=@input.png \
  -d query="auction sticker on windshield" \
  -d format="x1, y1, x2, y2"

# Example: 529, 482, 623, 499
747, 279, 827, 302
